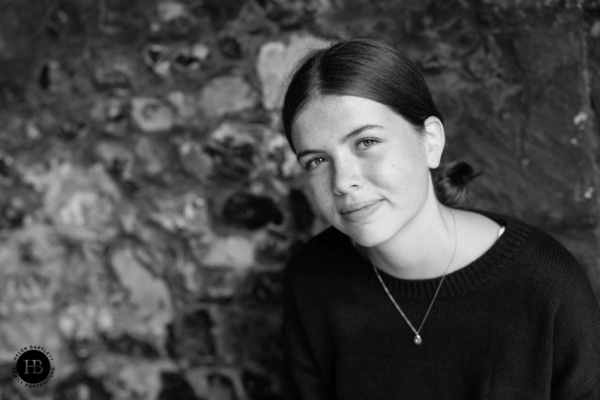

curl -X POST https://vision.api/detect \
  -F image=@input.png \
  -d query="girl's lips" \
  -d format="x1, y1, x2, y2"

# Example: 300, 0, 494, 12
340, 200, 383, 222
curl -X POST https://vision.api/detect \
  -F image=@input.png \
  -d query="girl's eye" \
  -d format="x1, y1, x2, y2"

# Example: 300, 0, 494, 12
305, 157, 326, 171
357, 139, 378, 149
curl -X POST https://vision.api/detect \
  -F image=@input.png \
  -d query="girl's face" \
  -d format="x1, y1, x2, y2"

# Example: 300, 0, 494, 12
291, 95, 443, 247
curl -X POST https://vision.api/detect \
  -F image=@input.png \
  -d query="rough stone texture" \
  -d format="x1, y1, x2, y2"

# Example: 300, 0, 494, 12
200, 76, 260, 117
257, 33, 331, 109
223, 193, 283, 229
1, 0, 600, 398
131, 97, 175, 133
202, 236, 256, 270
110, 245, 174, 340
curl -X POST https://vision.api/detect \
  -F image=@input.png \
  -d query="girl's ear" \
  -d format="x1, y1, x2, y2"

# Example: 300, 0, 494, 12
422, 116, 445, 169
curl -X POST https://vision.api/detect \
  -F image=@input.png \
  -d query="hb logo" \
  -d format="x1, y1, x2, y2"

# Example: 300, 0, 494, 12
23, 360, 44, 374
15, 350, 51, 384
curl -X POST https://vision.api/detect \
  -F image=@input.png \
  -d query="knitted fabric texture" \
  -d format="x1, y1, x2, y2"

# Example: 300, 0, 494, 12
283, 212, 600, 399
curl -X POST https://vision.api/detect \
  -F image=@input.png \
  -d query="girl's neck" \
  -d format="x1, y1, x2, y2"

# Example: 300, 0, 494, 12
356, 203, 458, 280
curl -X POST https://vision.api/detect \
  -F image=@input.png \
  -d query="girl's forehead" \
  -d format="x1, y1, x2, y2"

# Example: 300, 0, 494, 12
291, 96, 373, 142
294, 95, 388, 128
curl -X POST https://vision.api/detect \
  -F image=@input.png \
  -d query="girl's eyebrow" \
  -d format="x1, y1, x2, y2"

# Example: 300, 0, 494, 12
340, 124, 383, 144
296, 124, 383, 160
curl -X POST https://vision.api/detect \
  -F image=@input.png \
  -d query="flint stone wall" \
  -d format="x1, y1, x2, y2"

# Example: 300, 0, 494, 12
1, 0, 599, 399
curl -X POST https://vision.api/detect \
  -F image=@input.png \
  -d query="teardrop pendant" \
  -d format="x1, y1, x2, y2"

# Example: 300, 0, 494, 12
414, 334, 422, 345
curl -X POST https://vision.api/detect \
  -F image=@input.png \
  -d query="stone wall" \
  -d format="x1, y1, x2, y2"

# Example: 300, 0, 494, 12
0, 0, 599, 399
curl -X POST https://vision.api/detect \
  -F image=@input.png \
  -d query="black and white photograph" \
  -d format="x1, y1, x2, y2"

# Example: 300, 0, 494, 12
0, 0, 599, 399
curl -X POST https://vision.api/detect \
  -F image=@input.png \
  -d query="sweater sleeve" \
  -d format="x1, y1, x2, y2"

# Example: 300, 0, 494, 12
550, 265, 600, 399
282, 258, 333, 400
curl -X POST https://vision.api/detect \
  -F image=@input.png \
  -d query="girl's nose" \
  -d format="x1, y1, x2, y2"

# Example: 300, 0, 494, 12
331, 158, 362, 195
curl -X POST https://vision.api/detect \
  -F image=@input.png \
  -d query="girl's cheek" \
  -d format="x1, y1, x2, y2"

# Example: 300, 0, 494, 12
362, 157, 388, 179
308, 175, 330, 200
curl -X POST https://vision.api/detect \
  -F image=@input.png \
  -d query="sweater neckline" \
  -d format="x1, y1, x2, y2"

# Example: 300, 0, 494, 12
328, 211, 532, 300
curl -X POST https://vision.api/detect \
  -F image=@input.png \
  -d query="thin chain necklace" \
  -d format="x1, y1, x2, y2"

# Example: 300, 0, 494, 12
371, 210, 457, 345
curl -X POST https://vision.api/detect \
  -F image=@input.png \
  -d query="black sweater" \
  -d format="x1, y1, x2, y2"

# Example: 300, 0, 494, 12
283, 213, 600, 399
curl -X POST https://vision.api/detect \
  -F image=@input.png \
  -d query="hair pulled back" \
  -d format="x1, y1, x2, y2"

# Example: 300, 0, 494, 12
281, 37, 476, 207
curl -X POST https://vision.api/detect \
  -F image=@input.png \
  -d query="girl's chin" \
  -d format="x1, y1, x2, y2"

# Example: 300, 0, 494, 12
350, 237, 384, 248
341, 225, 391, 248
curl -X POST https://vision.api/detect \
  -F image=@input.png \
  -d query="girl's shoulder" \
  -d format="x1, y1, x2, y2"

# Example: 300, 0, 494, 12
476, 210, 593, 297
284, 226, 360, 282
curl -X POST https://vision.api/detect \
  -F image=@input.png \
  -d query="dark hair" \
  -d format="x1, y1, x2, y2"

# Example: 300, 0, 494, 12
281, 37, 477, 207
